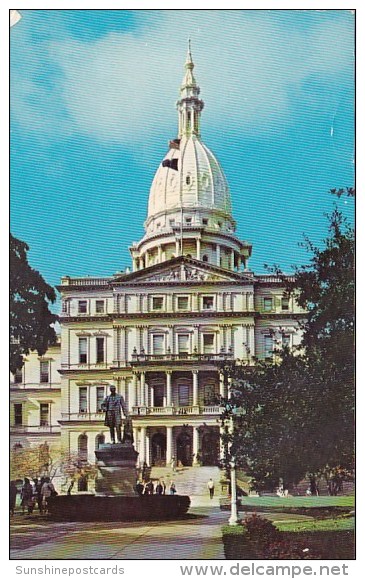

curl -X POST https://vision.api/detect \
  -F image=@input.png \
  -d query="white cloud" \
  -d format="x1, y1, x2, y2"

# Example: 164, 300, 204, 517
11, 10, 354, 144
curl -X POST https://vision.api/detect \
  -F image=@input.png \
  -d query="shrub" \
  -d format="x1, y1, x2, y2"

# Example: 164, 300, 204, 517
244, 513, 279, 544
263, 539, 323, 560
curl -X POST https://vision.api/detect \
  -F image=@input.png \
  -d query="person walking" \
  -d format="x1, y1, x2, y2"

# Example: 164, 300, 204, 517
41, 477, 55, 513
207, 478, 215, 499
155, 480, 163, 495
144, 479, 154, 495
171, 456, 177, 472
20, 478, 34, 514
169, 481, 177, 495
10, 481, 17, 516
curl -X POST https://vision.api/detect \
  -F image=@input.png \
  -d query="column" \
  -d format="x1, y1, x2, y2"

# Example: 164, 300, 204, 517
130, 374, 137, 410
166, 426, 173, 464
196, 238, 201, 261
193, 426, 200, 466
140, 372, 146, 406
243, 292, 248, 311
120, 328, 126, 363
167, 325, 174, 353
192, 293, 199, 312
219, 372, 226, 398
217, 293, 223, 311
113, 293, 119, 314
139, 427, 146, 464
166, 371, 172, 406
248, 325, 255, 359
175, 239, 180, 256
231, 249, 235, 270
133, 427, 138, 448
113, 327, 119, 364
120, 377, 126, 400
158, 245, 162, 263
120, 294, 126, 313
145, 431, 151, 466
216, 244, 221, 266
150, 384, 154, 408
143, 326, 148, 354
193, 325, 199, 353
132, 257, 138, 272
193, 370, 199, 406
226, 293, 232, 311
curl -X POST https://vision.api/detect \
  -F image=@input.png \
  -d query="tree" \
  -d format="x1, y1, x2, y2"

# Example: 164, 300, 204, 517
10, 234, 58, 374
226, 191, 354, 489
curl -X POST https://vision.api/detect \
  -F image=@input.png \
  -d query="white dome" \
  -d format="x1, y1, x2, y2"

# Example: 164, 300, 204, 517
147, 135, 232, 221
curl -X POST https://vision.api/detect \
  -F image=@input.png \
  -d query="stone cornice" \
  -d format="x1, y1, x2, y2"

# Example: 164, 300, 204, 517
61, 311, 257, 323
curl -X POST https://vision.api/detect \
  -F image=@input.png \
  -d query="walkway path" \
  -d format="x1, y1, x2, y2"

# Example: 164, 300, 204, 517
10, 466, 228, 560
10, 504, 227, 560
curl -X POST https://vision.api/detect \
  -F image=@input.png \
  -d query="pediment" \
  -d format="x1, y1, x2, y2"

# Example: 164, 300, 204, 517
112, 256, 253, 285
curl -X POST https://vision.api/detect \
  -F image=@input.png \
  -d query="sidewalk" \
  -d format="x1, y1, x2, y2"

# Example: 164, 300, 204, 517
10, 503, 227, 560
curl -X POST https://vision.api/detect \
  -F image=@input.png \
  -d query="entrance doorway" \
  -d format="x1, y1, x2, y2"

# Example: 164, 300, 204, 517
201, 429, 220, 466
176, 430, 192, 466
151, 432, 166, 466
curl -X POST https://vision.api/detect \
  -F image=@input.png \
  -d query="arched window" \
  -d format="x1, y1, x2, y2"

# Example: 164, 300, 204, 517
186, 254, 192, 259
95, 433, 105, 450
78, 434, 88, 462
202, 255, 208, 262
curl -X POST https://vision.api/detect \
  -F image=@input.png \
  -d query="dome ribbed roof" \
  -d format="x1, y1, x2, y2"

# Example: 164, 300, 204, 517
147, 135, 232, 220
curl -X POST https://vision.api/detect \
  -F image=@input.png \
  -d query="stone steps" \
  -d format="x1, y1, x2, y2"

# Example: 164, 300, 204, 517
149, 466, 222, 497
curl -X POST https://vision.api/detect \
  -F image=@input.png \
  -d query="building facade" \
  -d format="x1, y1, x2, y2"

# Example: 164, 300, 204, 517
11, 45, 305, 481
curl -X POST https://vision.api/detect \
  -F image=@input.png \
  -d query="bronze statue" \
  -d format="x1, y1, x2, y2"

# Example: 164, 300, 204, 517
101, 386, 129, 444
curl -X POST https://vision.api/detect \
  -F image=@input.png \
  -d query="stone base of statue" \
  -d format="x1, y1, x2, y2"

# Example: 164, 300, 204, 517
94, 442, 138, 496
47, 439, 190, 521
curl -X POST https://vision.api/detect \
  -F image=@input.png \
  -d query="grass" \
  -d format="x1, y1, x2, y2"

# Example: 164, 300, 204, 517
221, 506, 355, 560
275, 517, 354, 532
240, 495, 354, 508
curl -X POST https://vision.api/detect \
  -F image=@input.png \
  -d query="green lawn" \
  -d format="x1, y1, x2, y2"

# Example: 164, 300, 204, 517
240, 495, 354, 509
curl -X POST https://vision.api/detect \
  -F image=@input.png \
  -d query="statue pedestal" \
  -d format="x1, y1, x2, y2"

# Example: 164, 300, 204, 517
94, 442, 139, 496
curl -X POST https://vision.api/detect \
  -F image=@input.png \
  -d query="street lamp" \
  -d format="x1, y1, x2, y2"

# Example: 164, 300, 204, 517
225, 404, 241, 526
229, 455, 240, 525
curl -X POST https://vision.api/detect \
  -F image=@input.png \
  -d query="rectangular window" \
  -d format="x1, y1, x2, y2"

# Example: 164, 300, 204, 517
79, 387, 88, 413
185, 217, 192, 224
78, 300, 88, 314
14, 403, 23, 426
177, 296, 189, 310
14, 368, 23, 384
177, 334, 189, 355
281, 297, 289, 311
178, 384, 190, 407
264, 335, 273, 360
40, 360, 49, 383
154, 384, 165, 407
79, 337, 88, 364
95, 300, 105, 314
96, 386, 105, 412
40, 403, 49, 426
282, 334, 290, 348
96, 337, 105, 363
202, 296, 214, 310
202, 218, 208, 225
62, 300, 68, 313
203, 334, 215, 354
169, 219, 175, 226
152, 334, 164, 355
263, 297, 273, 312
152, 297, 164, 311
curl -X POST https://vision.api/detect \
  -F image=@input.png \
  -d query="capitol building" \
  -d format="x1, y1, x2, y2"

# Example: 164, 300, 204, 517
10, 45, 305, 487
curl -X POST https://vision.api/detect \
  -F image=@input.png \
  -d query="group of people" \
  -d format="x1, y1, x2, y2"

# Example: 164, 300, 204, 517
10, 476, 56, 516
136, 479, 177, 496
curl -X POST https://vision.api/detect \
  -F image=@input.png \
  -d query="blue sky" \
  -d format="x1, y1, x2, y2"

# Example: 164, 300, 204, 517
10, 9, 354, 309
